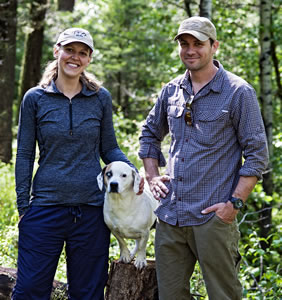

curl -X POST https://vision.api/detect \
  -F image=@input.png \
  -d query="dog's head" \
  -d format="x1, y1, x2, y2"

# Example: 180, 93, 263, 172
97, 161, 141, 194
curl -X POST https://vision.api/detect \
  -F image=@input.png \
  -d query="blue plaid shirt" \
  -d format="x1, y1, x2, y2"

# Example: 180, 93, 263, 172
139, 60, 268, 226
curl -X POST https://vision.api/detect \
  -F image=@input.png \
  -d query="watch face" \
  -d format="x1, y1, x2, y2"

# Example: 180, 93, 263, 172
234, 199, 244, 209
231, 197, 244, 209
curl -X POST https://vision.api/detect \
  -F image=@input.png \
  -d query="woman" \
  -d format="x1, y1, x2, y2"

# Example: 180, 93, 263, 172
13, 28, 142, 299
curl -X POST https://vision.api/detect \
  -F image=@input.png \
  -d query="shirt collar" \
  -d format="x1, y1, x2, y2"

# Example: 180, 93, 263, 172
209, 60, 224, 93
44, 80, 61, 94
179, 70, 190, 91
45, 80, 97, 96
179, 60, 224, 94
80, 82, 97, 96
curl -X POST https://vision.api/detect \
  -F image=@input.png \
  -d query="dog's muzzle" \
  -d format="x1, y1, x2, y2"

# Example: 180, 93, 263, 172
109, 182, 119, 193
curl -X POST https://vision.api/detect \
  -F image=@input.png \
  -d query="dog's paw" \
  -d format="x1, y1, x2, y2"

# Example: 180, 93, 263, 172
118, 253, 132, 264
134, 257, 147, 269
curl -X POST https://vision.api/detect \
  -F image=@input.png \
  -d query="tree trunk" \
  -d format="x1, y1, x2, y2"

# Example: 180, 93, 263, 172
105, 260, 158, 300
184, 0, 192, 17
183, 0, 212, 20
17, 0, 47, 119
0, 0, 17, 163
199, 0, 212, 19
57, 0, 75, 12
117, 71, 122, 107
1, 262, 158, 299
259, 0, 273, 250
0, 266, 68, 299
270, 14, 282, 103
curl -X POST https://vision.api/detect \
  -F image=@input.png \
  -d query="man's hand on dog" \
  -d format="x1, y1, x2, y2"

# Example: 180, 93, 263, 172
136, 176, 145, 195
148, 175, 170, 200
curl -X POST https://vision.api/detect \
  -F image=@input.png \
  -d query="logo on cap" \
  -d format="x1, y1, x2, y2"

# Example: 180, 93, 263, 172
57, 28, 94, 52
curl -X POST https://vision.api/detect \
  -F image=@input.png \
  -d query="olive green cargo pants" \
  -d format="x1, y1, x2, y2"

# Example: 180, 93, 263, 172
155, 216, 242, 300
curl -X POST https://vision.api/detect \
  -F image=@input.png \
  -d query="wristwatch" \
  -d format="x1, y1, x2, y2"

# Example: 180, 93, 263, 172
230, 197, 244, 210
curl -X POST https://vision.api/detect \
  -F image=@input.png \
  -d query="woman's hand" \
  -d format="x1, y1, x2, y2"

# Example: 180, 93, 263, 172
136, 176, 145, 195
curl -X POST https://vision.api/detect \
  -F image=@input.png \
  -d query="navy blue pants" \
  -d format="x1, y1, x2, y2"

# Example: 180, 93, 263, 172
12, 205, 110, 300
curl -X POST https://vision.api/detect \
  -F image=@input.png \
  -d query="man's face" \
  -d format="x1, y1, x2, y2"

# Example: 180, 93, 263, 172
178, 34, 218, 72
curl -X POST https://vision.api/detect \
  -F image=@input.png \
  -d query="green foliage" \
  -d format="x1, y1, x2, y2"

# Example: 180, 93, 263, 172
240, 231, 282, 299
0, 224, 18, 268
0, 161, 18, 268
94, 0, 181, 114
113, 110, 143, 168
0, 162, 17, 226
236, 182, 281, 299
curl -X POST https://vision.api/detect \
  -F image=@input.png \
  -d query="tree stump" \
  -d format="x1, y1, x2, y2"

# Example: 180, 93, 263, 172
105, 260, 158, 300
0, 266, 68, 300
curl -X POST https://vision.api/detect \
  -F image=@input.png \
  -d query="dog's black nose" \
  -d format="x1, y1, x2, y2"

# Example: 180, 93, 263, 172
110, 182, 119, 193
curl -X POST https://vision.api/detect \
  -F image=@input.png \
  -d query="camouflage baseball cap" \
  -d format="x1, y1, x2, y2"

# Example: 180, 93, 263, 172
174, 16, 217, 41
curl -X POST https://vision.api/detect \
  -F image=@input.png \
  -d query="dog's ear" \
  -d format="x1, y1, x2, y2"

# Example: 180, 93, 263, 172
97, 166, 107, 191
132, 169, 141, 194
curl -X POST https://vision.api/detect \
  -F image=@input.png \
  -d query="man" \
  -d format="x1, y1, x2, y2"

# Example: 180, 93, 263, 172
138, 16, 268, 299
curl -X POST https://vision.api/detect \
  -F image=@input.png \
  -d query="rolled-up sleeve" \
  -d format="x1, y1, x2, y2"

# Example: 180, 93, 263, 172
232, 85, 269, 179
138, 88, 169, 167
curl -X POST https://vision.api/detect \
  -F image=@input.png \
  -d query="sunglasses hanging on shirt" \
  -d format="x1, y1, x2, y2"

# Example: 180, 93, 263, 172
185, 95, 194, 126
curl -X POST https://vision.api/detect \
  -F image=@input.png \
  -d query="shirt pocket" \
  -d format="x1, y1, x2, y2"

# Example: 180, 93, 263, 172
167, 105, 184, 139
193, 110, 231, 146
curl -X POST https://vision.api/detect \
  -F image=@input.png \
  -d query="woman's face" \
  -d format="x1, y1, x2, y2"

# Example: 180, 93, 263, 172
54, 42, 92, 80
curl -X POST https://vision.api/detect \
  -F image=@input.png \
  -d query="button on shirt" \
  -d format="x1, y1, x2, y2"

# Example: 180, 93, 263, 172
138, 60, 268, 227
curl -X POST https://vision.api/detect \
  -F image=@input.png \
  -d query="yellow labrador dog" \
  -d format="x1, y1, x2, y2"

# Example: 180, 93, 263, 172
97, 161, 157, 269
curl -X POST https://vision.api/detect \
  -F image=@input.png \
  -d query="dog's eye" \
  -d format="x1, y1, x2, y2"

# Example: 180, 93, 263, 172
106, 171, 112, 178
122, 174, 127, 178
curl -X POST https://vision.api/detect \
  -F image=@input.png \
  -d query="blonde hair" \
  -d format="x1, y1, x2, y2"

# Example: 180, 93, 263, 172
39, 54, 101, 91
